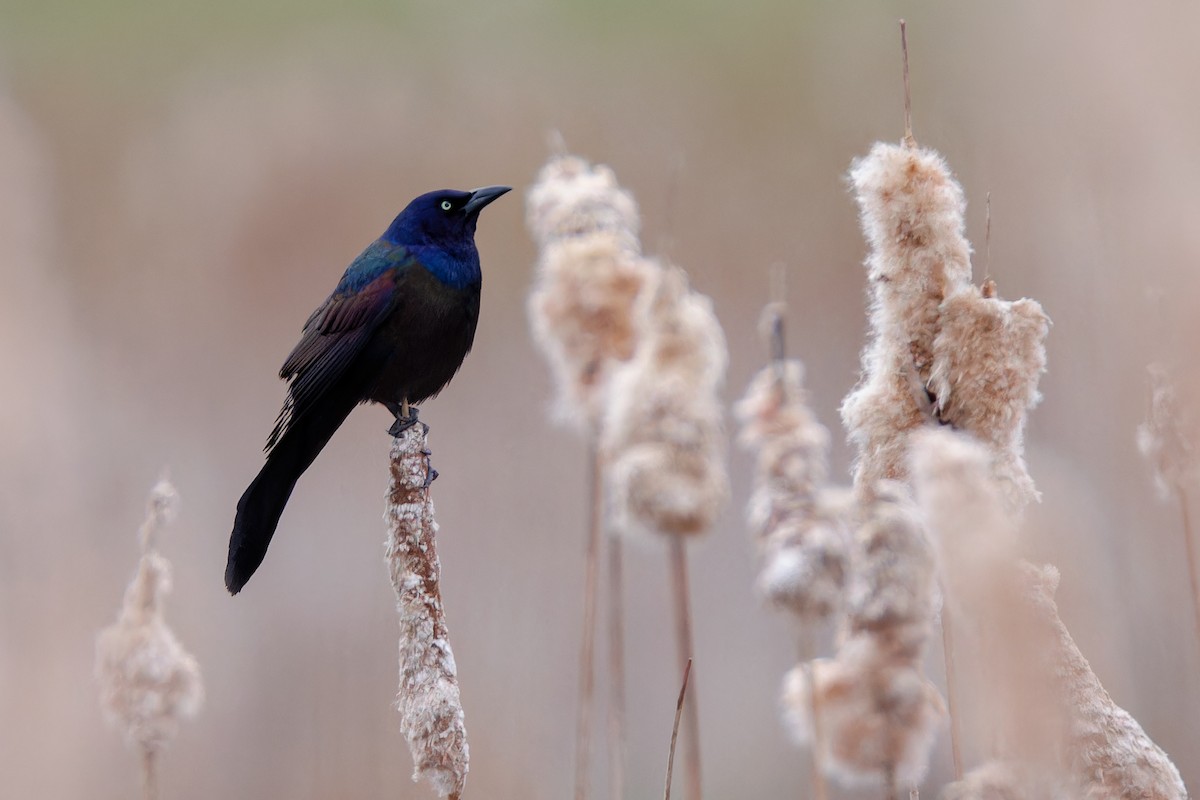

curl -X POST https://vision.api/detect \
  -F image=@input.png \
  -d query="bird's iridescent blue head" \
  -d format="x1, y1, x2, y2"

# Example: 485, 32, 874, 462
382, 185, 511, 249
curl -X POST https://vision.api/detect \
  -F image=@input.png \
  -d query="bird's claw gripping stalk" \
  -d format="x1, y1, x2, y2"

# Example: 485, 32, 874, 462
386, 402, 425, 437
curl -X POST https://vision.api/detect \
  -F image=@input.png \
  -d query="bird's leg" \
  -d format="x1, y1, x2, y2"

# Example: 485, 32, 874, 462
385, 397, 424, 437
384, 399, 437, 484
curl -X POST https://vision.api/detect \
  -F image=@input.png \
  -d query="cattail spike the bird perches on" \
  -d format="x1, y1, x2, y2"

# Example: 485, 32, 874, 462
385, 424, 468, 799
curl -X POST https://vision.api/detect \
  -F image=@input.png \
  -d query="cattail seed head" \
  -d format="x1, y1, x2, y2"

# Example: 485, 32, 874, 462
842, 141, 1048, 510
527, 154, 658, 430
844, 481, 937, 659
929, 291, 1049, 507
527, 154, 641, 252
1022, 564, 1187, 800
95, 479, 203, 756
849, 141, 973, 391
603, 266, 729, 537
737, 360, 849, 621
782, 636, 944, 788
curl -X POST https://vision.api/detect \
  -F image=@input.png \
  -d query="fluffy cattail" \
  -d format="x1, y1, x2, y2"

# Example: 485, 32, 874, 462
736, 359, 849, 621
909, 429, 1020, 630
845, 481, 938, 656
1024, 564, 1187, 800
783, 636, 944, 788
603, 266, 729, 538
385, 425, 468, 799
95, 478, 203, 800
911, 428, 1061, 767
939, 761, 1050, 800
1137, 362, 1198, 499
526, 153, 659, 430
841, 141, 1048, 508
929, 290, 1049, 506
911, 430, 1187, 800
785, 481, 944, 787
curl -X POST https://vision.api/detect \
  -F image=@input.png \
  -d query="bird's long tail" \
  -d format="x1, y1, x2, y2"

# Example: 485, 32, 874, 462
226, 380, 365, 594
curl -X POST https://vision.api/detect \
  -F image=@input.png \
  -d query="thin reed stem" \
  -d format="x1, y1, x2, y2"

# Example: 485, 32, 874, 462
141, 747, 158, 800
940, 603, 964, 779
664, 659, 693, 800
607, 530, 626, 800
575, 442, 603, 800
1175, 485, 1200, 657
984, 192, 993, 283
900, 20, 915, 147
668, 536, 701, 800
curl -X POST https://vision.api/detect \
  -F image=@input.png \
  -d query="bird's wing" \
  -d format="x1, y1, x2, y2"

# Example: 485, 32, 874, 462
265, 259, 404, 453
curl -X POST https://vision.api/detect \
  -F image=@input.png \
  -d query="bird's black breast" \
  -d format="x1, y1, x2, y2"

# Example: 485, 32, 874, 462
366, 265, 480, 406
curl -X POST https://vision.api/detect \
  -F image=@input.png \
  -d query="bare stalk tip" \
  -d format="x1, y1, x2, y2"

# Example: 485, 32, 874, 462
900, 20, 915, 147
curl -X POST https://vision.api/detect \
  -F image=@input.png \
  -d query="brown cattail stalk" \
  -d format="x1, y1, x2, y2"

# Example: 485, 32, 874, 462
667, 536, 701, 800
96, 478, 204, 800
900, 20, 914, 148
385, 425, 468, 799
606, 517, 626, 800
939, 605, 964, 781
577, 444, 602, 800
527, 152, 659, 800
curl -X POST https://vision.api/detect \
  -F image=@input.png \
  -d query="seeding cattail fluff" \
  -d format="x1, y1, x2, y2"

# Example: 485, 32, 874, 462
385, 426, 468, 799
95, 478, 203, 800
603, 265, 729, 538
527, 153, 660, 430
910, 430, 1186, 799
909, 429, 1020, 629
845, 481, 938, 656
1137, 362, 1198, 500
783, 635, 944, 788
910, 428, 1059, 767
841, 142, 972, 492
939, 761, 1051, 800
1023, 564, 1187, 800
929, 290, 1049, 507
784, 481, 944, 787
841, 142, 1048, 508
736, 359, 849, 621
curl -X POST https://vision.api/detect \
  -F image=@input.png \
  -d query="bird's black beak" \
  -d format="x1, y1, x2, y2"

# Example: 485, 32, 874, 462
463, 185, 511, 215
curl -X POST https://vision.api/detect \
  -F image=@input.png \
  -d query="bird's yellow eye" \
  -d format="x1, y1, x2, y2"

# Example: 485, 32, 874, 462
440, 200, 453, 211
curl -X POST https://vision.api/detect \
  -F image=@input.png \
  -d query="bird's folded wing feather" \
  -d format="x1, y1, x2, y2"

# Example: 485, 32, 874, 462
265, 268, 400, 452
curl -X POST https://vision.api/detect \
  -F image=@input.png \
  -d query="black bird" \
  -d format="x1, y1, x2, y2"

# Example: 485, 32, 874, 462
226, 185, 510, 594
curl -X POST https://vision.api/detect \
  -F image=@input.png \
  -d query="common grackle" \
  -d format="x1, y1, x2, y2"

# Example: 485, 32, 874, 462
226, 185, 510, 594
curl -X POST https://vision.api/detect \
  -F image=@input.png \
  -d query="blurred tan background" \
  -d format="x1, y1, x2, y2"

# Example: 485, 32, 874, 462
2, 1, 1198, 797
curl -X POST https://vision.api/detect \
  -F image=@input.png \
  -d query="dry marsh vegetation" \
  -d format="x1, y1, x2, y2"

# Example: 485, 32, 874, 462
3, 4, 1198, 799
